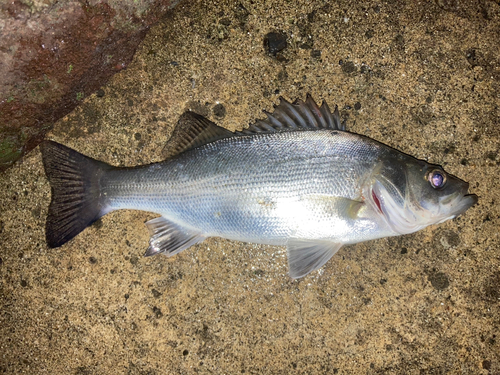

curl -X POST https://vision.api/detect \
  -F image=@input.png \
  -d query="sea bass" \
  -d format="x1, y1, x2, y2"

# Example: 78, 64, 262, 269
41, 96, 478, 278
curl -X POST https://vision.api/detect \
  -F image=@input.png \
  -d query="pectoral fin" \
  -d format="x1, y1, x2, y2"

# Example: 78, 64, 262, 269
287, 239, 343, 279
144, 217, 205, 257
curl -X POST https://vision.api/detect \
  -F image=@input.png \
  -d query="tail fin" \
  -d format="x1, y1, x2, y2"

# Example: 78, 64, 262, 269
40, 141, 113, 248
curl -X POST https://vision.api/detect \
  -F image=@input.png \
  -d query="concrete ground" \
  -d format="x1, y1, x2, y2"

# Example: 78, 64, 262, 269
1, 0, 499, 373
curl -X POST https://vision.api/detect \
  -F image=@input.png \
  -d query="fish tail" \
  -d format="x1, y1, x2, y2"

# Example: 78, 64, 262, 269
40, 141, 113, 248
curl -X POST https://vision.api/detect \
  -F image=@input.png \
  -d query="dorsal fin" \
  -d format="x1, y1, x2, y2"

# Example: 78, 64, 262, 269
163, 95, 343, 158
163, 111, 234, 158
237, 94, 344, 136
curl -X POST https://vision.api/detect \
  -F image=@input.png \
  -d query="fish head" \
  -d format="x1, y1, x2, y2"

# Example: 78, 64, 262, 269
369, 158, 478, 235
408, 161, 478, 224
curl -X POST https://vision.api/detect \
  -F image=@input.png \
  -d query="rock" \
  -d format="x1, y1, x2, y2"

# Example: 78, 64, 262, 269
263, 32, 288, 57
0, 0, 180, 171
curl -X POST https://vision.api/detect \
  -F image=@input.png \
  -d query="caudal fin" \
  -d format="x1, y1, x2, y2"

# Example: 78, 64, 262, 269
40, 141, 113, 248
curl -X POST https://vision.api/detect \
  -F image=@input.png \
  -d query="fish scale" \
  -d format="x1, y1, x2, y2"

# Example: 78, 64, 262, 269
99, 130, 392, 249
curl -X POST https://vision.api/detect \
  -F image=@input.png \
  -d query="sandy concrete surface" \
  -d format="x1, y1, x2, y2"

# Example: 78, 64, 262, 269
1, 0, 499, 373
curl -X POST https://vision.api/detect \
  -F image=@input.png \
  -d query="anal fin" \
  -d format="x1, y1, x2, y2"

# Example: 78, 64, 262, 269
144, 217, 205, 257
287, 239, 343, 279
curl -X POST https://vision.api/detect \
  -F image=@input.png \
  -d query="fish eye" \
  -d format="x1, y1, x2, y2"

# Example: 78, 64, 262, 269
428, 169, 446, 189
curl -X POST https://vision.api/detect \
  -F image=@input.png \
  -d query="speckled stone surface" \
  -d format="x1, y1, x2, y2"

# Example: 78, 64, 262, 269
1, 0, 499, 373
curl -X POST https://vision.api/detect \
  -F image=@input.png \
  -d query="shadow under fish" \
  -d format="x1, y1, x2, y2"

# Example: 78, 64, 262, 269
40, 95, 478, 278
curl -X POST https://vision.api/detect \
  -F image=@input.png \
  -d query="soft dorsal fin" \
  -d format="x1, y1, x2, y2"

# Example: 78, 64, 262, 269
237, 94, 344, 136
163, 111, 234, 158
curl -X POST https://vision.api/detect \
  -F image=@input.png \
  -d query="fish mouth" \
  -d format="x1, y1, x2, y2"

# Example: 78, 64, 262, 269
457, 180, 478, 214
440, 183, 478, 218
454, 193, 478, 215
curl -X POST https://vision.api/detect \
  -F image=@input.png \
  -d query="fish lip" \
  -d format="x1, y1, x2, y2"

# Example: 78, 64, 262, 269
460, 182, 478, 208
442, 179, 478, 216
448, 192, 478, 217
462, 193, 478, 208
464, 193, 478, 203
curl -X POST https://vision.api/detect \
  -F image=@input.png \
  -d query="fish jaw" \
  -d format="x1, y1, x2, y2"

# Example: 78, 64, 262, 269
436, 186, 478, 222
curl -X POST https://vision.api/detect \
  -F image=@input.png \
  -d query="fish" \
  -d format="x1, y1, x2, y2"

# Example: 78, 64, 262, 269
40, 95, 478, 278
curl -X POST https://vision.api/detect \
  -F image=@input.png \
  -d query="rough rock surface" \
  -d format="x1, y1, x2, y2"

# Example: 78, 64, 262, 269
0, 0, 180, 171
1, 0, 499, 373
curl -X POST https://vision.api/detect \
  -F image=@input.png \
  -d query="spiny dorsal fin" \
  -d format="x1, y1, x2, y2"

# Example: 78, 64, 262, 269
237, 94, 344, 136
163, 111, 234, 158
